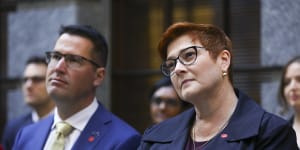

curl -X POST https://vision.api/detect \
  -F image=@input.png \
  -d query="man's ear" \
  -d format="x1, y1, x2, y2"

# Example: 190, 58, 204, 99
218, 50, 231, 71
93, 67, 105, 86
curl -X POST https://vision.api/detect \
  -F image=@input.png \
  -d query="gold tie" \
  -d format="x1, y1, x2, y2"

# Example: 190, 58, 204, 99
50, 122, 73, 150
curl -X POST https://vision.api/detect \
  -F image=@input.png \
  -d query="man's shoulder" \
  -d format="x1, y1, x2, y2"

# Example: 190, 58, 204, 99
97, 107, 139, 134
90, 103, 140, 136
5, 113, 33, 130
18, 114, 53, 133
8, 113, 32, 124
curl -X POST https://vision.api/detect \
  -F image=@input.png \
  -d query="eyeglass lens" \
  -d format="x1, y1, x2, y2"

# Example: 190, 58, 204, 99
46, 52, 100, 68
161, 46, 202, 76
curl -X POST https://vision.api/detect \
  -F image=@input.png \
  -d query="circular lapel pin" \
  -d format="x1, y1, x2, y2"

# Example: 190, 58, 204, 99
88, 136, 95, 142
221, 133, 228, 138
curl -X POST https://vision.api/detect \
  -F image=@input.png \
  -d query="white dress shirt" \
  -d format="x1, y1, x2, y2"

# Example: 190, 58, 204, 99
43, 98, 98, 150
31, 109, 54, 123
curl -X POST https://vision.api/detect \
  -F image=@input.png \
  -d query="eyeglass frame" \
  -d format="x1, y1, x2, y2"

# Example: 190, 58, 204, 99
160, 46, 205, 77
45, 51, 101, 68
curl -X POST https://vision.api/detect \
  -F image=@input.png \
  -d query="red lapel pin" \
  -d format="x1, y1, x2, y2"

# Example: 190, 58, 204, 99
221, 133, 228, 138
88, 136, 95, 142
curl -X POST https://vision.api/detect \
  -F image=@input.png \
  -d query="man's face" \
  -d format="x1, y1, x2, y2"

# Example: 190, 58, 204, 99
150, 86, 183, 124
46, 33, 105, 102
22, 63, 50, 107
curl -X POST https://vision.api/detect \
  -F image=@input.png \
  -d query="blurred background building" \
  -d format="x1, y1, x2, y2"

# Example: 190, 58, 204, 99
1, 0, 300, 135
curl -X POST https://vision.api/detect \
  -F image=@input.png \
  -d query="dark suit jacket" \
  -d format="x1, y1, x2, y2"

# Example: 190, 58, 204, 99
138, 89, 299, 150
12, 102, 141, 150
2, 113, 33, 150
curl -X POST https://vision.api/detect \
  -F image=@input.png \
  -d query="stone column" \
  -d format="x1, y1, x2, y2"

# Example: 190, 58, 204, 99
261, 0, 300, 118
7, 0, 111, 120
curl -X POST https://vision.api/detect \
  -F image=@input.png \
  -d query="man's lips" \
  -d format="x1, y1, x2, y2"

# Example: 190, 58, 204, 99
25, 93, 34, 98
155, 113, 168, 119
49, 77, 67, 84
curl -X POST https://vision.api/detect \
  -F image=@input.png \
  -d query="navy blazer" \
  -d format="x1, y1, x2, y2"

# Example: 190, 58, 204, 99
138, 89, 299, 150
2, 113, 33, 150
12, 102, 141, 150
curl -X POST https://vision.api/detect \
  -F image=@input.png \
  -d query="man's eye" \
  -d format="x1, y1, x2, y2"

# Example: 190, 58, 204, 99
284, 79, 291, 86
68, 56, 82, 63
52, 54, 61, 60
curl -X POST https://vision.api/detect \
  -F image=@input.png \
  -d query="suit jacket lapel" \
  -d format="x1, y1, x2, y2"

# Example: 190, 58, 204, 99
32, 116, 54, 149
72, 103, 111, 150
164, 109, 193, 149
169, 126, 190, 149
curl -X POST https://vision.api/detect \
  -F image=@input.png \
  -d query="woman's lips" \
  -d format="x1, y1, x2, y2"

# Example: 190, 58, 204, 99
290, 94, 300, 101
181, 79, 193, 87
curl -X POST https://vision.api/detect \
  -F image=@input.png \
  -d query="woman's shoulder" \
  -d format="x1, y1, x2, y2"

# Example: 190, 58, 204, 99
142, 108, 194, 139
261, 111, 291, 129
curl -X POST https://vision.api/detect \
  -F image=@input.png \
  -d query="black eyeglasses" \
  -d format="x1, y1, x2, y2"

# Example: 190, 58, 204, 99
160, 46, 205, 77
151, 97, 181, 107
22, 76, 45, 84
45, 51, 100, 68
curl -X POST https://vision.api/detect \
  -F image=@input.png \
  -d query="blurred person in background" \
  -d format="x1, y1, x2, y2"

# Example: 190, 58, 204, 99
138, 22, 298, 150
149, 77, 190, 124
2, 56, 55, 150
278, 56, 300, 148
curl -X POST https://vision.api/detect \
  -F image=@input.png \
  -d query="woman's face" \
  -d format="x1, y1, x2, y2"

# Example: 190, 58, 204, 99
167, 34, 227, 103
284, 62, 300, 109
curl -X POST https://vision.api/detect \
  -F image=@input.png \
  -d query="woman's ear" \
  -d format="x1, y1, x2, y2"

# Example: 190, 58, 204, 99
93, 67, 105, 86
218, 50, 231, 71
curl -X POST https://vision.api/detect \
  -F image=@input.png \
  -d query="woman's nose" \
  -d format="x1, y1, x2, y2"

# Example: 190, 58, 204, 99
173, 59, 187, 75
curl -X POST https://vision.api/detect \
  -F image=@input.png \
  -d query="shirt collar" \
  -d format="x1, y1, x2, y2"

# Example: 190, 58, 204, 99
52, 98, 99, 131
31, 109, 54, 123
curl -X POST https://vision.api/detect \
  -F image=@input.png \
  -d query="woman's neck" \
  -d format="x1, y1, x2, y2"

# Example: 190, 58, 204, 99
193, 82, 237, 118
192, 85, 238, 141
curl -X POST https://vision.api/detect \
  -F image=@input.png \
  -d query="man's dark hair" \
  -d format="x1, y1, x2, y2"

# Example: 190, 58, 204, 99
149, 77, 173, 99
26, 56, 47, 66
59, 25, 108, 67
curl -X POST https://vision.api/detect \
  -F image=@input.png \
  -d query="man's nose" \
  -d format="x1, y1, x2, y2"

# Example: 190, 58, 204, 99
54, 57, 68, 69
158, 101, 167, 109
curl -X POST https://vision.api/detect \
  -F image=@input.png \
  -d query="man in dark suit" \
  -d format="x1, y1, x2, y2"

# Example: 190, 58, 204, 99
12, 25, 141, 150
2, 56, 55, 150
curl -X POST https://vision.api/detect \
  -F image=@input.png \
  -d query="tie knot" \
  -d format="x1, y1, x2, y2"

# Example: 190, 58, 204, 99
55, 122, 73, 136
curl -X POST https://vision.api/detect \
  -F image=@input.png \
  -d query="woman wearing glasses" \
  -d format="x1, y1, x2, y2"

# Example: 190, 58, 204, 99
138, 22, 298, 150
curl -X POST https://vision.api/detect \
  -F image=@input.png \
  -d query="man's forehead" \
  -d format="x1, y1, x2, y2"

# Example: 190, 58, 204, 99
24, 64, 47, 76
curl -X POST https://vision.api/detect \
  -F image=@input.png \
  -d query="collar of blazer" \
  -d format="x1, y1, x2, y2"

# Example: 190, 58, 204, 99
141, 89, 264, 143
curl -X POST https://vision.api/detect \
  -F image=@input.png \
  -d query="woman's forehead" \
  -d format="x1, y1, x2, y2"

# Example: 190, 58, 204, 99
166, 35, 202, 57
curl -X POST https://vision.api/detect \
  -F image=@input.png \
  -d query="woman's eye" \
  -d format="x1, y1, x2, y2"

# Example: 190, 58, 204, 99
284, 79, 291, 86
